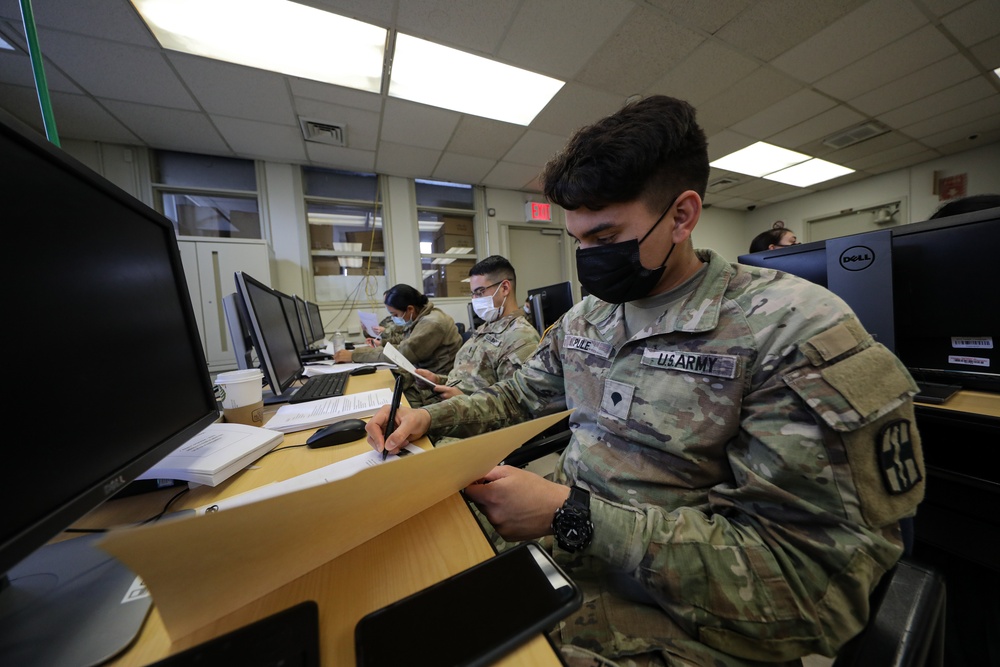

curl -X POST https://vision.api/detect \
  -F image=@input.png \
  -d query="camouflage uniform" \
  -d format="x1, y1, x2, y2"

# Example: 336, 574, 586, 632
352, 300, 462, 376
424, 249, 924, 666
417, 312, 539, 434
378, 315, 404, 346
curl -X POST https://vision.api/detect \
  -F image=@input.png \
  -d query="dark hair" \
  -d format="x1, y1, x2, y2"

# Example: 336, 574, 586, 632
929, 194, 1000, 219
542, 95, 709, 212
469, 255, 516, 287
749, 229, 791, 253
384, 284, 428, 311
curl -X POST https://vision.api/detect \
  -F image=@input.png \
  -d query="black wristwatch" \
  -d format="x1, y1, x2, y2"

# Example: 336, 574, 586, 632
552, 485, 594, 552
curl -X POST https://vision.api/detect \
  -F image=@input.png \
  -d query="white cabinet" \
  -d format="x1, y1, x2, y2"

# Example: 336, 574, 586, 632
178, 239, 271, 372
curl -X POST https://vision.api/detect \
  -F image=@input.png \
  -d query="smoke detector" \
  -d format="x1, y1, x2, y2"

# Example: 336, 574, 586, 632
822, 121, 889, 149
299, 118, 347, 146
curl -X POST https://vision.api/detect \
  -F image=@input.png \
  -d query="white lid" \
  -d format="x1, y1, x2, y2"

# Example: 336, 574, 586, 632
215, 369, 263, 383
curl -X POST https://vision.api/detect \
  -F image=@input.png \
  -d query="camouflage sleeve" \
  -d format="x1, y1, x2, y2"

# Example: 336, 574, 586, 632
424, 320, 565, 433
350, 343, 387, 364
495, 325, 540, 383
393, 312, 453, 363
580, 319, 923, 659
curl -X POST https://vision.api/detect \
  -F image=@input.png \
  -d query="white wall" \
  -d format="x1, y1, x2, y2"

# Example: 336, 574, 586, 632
742, 143, 1000, 250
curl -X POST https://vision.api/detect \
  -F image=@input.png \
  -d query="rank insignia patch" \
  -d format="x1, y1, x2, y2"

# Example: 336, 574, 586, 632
878, 419, 922, 495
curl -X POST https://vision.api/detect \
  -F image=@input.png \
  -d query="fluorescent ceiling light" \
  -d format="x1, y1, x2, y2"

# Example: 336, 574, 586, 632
0, 35, 14, 51
995, 67, 1000, 81
710, 141, 810, 177
131, 0, 387, 93
763, 158, 854, 187
389, 34, 564, 125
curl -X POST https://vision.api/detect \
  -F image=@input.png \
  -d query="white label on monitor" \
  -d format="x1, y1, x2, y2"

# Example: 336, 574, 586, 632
122, 576, 150, 604
948, 355, 990, 368
951, 337, 993, 349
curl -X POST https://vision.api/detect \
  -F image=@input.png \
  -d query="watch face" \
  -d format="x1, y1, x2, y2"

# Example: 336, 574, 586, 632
554, 505, 593, 552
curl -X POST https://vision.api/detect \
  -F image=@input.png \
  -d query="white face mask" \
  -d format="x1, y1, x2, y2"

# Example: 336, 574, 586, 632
472, 284, 505, 323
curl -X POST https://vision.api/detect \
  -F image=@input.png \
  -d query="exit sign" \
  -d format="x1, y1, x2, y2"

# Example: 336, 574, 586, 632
525, 201, 552, 222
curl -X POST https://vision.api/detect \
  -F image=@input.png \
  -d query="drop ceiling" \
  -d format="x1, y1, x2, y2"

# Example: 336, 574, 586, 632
0, 0, 997, 210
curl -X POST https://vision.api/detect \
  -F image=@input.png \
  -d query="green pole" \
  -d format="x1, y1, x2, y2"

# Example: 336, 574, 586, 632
19, 0, 60, 146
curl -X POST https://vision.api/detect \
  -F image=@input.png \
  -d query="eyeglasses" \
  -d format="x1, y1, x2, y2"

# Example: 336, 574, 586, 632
470, 281, 503, 298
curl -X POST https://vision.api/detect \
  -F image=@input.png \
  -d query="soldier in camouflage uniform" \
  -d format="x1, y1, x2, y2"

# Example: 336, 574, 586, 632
336, 284, 462, 379
412, 256, 540, 438
366, 96, 924, 667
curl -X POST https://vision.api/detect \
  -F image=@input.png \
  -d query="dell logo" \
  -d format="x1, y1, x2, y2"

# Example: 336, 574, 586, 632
839, 245, 875, 271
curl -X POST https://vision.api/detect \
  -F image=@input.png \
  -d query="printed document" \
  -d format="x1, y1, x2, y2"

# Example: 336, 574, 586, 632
382, 343, 438, 387
263, 388, 394, 433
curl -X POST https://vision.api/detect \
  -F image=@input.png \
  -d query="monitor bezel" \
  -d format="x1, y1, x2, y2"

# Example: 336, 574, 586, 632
234, 271, 304, 398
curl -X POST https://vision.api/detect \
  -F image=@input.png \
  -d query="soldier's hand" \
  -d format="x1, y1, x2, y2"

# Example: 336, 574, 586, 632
463, 467, 571, 542
365, 405, 431, 455
413, 368, 437, 383
434, 384, 462, 400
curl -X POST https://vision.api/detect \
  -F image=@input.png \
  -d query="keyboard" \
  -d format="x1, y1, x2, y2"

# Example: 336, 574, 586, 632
287, 372, 349, 404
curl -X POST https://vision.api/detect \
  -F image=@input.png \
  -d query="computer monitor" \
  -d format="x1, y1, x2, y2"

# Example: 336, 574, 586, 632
1, 109, 219, 665
890, 208, 998, 392
738, 240, 829, 288
223, 292, 255, 370
294, 295, 315, 349
234, 272, 304, 400
277, 290, 309, 357
305, 300, 326, 344
526, 282, 575, 334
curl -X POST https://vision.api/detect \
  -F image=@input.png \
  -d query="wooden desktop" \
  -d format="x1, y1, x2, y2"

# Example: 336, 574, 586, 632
73, 369, 560, 667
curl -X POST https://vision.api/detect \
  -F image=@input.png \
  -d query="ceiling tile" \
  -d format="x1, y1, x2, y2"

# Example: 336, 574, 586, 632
814, 25, 955, 100
576, 6, 705, 96
919, 0, 976, 18
878, 76, 996, 128
714, 0, 867, 61
288, 77, 383, 113
380, 98, 460, 151
768, 105, 867, 149
396, 0, 520, 55
499, 0, 632, 79
212, 116, 308, 162
292, 97, 381, 151
968, 33, 999, 67
646, 40, 760, 106
304, 141, 376, 173
824, 131, 910, 165
730, 89, 838, 139
529, 82, 623, 137
481, 160, 543, 190
705, 129, 757, 160
376, 140, 441, 179
503, 130, 568, 166
865, 148, 940, 173
168, 54, 296, 125
45, 90, 142, 144
841, 139, 931, 170
645, 0, 753, 35
770, 0, 927, 83
446, 115, 525, 159
940, 0, 1000, 48
39, 30, 197, 109
433, 152, 497, 184
848, 53, 979, 116
100, 99, 228, 153
931, 129, 1000, 155
0, 48, 81, 93
299, 0, 396, 26
696, 66, 803, 129
3, 0, 156, 47
900, 94, 1000, 139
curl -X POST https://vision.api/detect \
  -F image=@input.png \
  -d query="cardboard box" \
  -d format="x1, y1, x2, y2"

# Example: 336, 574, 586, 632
439, 216, 473, 236
309, 225, 334, 250
437, 259, 475, 282
313, 256, 340, 276
433, 233, 475, 254
438, 280, 471, 297
344, 230, 384, 252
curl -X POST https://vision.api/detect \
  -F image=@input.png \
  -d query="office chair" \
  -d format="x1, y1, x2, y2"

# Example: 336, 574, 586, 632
501, 415, 571, 468
833, 557, 946, 667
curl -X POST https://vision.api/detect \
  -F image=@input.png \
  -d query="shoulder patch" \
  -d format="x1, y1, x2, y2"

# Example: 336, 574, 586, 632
878, 419, 923, 495
564, 334, 613, 359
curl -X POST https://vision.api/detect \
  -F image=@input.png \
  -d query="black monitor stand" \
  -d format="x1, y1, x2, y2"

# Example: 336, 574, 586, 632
0, 533, 152, 666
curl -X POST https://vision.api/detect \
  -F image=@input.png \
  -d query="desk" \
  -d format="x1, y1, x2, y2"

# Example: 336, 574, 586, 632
76, 370, 560, 667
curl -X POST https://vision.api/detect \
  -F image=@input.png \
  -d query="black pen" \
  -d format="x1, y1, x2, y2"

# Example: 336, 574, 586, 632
382, 374, 404, 460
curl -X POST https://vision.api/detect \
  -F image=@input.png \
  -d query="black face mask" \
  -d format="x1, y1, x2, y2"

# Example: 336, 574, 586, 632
576, 202, 677, 304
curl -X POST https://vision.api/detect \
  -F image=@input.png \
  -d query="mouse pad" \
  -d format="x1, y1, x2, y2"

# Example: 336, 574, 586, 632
148, 601, 319, 667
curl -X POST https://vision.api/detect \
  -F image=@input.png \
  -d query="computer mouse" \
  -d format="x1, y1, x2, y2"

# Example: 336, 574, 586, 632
349, 365, 377, 376
306, 419, 368, 448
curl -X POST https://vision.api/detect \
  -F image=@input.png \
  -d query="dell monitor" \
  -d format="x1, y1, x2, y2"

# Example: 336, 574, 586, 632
278, 290, 309, 356
234, 272, 304, 401
738, 240, 829, 288
223, 292, 256, 370
306, 300, 326, 344
527, 282, 575, 334
294, 295, 316, 349
1, 109, 219, 666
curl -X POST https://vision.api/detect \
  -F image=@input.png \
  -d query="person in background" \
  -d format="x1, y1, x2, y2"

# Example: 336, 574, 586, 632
749, 227, 798, 252
335, 284, 461, 378
412, 256, 540, 433
929, 193, 1000, 218
367, 95, 924, 666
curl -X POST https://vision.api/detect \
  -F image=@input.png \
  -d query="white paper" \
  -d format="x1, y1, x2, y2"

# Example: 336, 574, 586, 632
359, 311, 381, 338
301, 362, 394, 377
263, 388, 394, 433
196, 444, 423, 514
137, 423, 283, 486
382, 343, 438, 387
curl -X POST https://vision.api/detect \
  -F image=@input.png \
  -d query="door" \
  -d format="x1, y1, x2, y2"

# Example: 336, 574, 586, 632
507, 226, 569, 307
